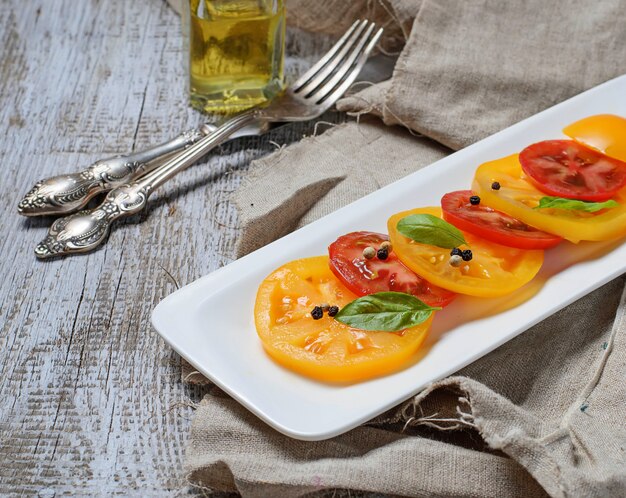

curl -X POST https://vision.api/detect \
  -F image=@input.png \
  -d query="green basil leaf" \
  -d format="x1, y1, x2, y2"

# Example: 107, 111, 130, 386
334, 292, 440, 332
534, 196, 619, 213
396, 213, 467, 248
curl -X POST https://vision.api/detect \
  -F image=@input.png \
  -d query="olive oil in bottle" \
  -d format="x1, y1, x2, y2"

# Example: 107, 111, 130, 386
184, 0, 285, 114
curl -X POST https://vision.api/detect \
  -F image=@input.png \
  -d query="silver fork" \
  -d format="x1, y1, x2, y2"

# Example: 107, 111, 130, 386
35, 20, 383, 259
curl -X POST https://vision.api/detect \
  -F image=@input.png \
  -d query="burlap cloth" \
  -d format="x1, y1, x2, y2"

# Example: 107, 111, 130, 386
182, 1, 626, 496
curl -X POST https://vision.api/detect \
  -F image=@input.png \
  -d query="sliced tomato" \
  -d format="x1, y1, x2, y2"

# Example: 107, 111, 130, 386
388, 207, 544, 298
519, 139, 626, 202
441, 190, 562, 250
563, 114, 626, 163
255, 256, 433, 383
472, 154, 626, 242
328, 231, 455, 307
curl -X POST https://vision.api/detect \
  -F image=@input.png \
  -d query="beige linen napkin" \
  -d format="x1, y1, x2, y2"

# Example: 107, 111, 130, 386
184, 0, 626, 496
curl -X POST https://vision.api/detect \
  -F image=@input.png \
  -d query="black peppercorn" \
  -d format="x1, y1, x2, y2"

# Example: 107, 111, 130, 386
469, 195, 480, 205
450, 247, 462, 257
377, 247, 389, 260
461, 249, 473, 261
328, 305, 339, 317
311, 306, 324, 320
491, 181, 501, 190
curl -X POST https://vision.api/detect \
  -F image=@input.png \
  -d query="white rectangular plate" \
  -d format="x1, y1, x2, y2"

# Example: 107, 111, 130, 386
152, 75, 626, 440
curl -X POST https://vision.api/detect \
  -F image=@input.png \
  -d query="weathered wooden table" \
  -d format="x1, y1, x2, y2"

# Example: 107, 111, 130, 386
0, 1, 348, 494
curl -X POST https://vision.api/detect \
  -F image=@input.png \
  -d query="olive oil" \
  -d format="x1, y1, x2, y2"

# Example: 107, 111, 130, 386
185, 0, 285, 114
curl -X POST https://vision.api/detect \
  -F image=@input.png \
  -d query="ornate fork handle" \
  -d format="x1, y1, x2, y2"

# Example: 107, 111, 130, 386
18, 126, 213, 216
35, 112, 258, 259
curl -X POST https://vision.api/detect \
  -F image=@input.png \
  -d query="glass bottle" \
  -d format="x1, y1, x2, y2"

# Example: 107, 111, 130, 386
183, 0, 285, 114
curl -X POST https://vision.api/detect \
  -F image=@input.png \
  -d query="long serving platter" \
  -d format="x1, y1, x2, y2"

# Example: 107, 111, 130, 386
152, 75, 626, 440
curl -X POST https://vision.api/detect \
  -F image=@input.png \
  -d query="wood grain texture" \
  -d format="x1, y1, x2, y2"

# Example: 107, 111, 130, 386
0, 1, 345, 494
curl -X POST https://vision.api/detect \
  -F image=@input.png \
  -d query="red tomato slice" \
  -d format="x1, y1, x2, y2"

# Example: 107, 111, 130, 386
441, 190, 562, 250
328, 231, 455, 307
519, 140, 626, 202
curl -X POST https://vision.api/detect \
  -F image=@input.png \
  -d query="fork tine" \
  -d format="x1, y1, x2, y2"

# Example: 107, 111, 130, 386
310, 27, 383, 110
292, 20, 369, 93
303, 22, 377, 101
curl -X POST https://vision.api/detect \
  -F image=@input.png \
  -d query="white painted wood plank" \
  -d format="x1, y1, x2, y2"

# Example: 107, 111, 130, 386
0, 0, 345, 494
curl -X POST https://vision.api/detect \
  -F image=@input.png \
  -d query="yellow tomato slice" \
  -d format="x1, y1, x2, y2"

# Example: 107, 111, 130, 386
388, 207, 543, 297
563, 114, 626, 163
255, 256, 433, 383
472, 154, 626, 242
